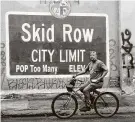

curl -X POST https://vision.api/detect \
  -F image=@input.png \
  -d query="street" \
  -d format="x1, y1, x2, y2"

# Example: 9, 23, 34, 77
2, 113, 135, 122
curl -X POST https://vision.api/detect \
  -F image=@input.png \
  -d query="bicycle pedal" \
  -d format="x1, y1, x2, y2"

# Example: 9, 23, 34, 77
90, 104, 94, 109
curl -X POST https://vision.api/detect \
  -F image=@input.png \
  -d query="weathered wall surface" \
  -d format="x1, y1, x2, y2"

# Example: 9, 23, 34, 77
120, 1, 135, 93
1, 1, 120, 92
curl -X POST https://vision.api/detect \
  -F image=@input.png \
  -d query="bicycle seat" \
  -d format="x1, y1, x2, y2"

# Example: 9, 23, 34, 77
93, 89, 101, 95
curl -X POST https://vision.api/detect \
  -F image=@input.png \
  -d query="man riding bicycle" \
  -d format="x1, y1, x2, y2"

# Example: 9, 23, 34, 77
73, 51, 108, 112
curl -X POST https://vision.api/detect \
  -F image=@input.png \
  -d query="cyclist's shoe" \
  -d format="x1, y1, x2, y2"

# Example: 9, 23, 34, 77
79, 106, 90, 112
90, 96, 95, 105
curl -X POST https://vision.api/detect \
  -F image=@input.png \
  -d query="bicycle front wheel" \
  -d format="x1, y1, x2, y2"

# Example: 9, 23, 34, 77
51, 92, 78, 119
94, 92, 119, 118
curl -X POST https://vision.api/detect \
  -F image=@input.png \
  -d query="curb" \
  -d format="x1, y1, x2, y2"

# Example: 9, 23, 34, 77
2, 106, 135, 118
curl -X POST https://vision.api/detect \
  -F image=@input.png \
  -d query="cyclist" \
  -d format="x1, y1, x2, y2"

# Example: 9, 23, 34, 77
73, 51, 108, 112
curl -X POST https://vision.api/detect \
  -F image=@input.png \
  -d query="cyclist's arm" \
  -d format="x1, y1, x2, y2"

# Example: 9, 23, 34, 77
97, 62, 108, 81
97, 70, 108, 81
75, 63, 90, 77
75, 70, 86, 77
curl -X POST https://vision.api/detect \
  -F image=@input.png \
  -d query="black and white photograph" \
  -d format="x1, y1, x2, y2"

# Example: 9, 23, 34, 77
1, 0, 135, 122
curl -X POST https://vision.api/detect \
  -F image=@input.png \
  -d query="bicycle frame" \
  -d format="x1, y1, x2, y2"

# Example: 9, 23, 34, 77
68, 88, 111, 112
68, 79, 97, 104
72, 88, 85, 103
68, 79, 104, 105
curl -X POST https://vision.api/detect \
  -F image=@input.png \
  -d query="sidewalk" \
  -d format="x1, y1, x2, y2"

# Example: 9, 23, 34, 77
1, 88, 135, 117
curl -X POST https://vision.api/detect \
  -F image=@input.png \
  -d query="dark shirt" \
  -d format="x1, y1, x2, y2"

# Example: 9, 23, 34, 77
85, 60, 107, 81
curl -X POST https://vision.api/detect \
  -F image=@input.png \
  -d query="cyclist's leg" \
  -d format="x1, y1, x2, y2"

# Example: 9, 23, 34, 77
79, 81, 90, 93
83, 82, 103, 105
90, 82, 103, 90
83, 84, 94, 105
79, 83, 92, 111
89, 82, 103, 103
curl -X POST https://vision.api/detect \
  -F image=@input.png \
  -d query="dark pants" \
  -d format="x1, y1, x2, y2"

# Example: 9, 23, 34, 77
80, 80, 103, 106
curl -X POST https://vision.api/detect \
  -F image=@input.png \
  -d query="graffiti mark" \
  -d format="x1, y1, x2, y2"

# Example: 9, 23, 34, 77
6, 77, 89, 90
1, 43, 6, 66
121, 29, 134, 67
1, 43, 5, 48
6, 78, 62, 90
121, 29, 134, 86
109, 39, 116, 46
1, 43, 6, 88
121, 29, 133, 53
40, 0, 80, 4
109, 77, 120, 87
1, 51, 6, 66
109, 39, 117, 71
109, 39, 120, 87
1, 67, 6, 87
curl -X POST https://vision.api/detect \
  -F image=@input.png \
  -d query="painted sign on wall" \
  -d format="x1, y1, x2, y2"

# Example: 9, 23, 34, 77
6, 12, 108, 78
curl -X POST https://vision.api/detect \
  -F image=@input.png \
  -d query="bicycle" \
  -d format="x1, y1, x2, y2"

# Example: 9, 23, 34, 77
51, 77, 119, 119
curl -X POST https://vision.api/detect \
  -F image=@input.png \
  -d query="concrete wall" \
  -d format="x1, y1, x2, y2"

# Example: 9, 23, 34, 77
120, 1, 135, 93
1, 1, 120, 93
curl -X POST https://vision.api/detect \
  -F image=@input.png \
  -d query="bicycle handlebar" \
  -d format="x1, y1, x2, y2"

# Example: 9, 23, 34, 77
71, 77, 83, 83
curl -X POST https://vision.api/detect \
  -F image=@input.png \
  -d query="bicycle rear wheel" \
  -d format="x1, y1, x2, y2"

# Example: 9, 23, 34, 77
94, 92, 119, 117
51, 92, 78, 119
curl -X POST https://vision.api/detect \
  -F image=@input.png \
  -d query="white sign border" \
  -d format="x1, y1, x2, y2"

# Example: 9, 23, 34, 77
6, 12, 109, 78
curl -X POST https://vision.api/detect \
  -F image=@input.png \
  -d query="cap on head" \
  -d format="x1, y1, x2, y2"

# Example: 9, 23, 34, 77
90, 51, 97, 56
